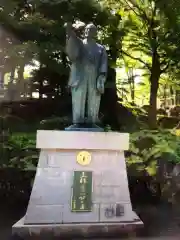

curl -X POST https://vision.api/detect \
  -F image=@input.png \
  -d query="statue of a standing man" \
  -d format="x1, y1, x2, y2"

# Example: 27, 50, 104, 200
65, 22, 108, 129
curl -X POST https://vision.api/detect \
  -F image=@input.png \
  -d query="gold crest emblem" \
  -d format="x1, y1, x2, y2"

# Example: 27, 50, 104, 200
77, 151, 91, 166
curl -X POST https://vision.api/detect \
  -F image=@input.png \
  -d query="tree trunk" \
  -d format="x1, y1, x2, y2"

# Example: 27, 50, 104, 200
61, 52, 69, 98
149, 79, 159, 128
132, 77, 135, 104
170, 86, 174, 105
0, 71, 5, 88
126, 68, 135, 104
129, 69, 135, 104
10, 67, 15, 83
163, 84, 167, 108
39, 79, 43, 100
17, 63, 25, 99
175, 90, 180, 105
38, 63, 43, 100
17, 64, 25, 83
102, 58, 119, 130
101, 24, 121, 130
132, 70, 135, 104
148, 51, 161, 128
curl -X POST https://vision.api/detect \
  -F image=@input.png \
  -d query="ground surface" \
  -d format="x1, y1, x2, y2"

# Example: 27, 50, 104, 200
1, 203, 180, 239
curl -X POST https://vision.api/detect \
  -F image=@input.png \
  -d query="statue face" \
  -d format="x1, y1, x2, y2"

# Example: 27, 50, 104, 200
84, 24, 97, 39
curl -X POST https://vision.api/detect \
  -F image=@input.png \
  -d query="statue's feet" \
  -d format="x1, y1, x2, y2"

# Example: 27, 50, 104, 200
65, 123, 81, 129
65, 122, 104, 132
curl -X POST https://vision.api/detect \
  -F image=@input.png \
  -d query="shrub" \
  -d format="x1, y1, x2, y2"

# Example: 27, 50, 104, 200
137, 115, 149, 128
0, 115, 25, 131
0, 98, 71, 121
122, 102, 146, 116
126, 129, 180, 178
39, 116, 71, 130
157, 108, 167, 116
0, 168, 35, 207
106, 127, 180, 203
0, 132, 38, 170
169, 106, 180, 117
158, 116, 179, 129
0, 114, 38, 133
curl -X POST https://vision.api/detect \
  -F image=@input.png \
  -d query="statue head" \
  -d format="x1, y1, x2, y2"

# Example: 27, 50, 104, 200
84, 23, 97, 39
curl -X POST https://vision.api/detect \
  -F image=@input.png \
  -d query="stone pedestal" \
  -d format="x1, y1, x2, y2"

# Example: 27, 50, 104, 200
12, 130, 143, 238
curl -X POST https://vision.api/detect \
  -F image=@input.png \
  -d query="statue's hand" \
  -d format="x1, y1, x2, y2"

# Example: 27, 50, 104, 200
65, 22, 72, 29
65, 22, 74, 37
70, 80, 80, 89
97, 75, 106, 94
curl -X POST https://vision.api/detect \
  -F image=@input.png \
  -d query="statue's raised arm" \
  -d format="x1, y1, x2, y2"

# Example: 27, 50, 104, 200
65, 22, 83, 62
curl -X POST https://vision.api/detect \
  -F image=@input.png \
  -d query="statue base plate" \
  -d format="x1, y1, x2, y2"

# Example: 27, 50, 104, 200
12, 217, 143, 238
65, 123, 104, 132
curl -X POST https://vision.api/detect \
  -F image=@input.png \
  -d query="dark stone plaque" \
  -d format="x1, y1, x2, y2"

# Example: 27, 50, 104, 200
71, 171, 92, 212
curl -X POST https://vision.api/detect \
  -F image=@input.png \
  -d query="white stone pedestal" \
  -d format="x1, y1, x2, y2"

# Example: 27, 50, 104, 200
12, 130, 143, 238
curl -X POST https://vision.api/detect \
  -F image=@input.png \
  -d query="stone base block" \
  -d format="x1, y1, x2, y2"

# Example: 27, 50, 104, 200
12, 216, 143, 239
12, 131, 144, 239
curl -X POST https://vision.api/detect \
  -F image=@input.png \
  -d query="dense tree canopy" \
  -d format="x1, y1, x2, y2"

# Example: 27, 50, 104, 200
1, 1, 180, 216
119, 0, 180, 127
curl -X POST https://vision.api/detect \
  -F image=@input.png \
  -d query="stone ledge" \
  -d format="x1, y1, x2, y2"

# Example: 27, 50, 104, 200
36, 130, 129, 150
12, 217, 143, 239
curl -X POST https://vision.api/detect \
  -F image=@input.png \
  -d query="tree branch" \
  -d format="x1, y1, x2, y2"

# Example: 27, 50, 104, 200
122, 50, 151, 70
124, 0, 142, 19
125, 0, 149, 23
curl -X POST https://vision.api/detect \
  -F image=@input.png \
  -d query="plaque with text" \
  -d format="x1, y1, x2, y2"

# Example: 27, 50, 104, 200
71, 171, 92, 212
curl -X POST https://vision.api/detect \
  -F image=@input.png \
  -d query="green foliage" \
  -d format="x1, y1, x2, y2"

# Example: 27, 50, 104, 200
127, 129, 180, 176
0, 132, 37, 170
116, 0, 180, 127
136, 115, 149, 129
104, 124, 112, 132
0, 0, 110, 100
123, 102, 146, 116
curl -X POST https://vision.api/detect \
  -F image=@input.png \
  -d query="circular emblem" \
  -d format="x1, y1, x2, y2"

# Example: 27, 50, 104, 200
77, 151, 91, 166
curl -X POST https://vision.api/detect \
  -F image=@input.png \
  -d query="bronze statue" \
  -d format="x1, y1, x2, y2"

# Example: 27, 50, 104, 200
65, 22, 108, 129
